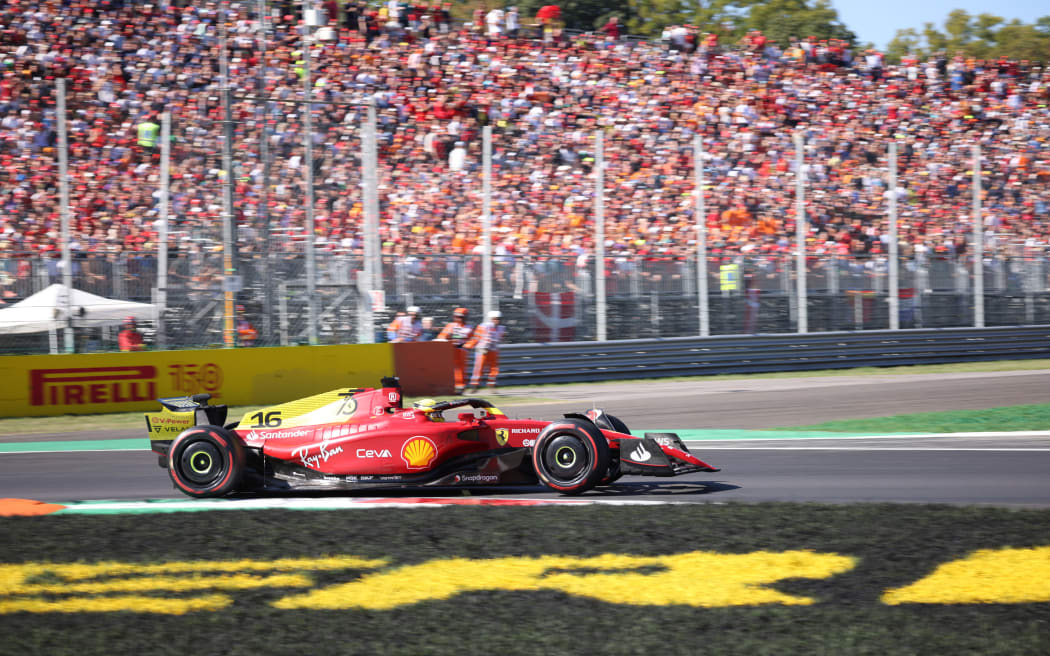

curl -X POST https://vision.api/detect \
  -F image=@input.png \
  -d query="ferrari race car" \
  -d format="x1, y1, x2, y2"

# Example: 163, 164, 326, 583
145, 377, 719, 498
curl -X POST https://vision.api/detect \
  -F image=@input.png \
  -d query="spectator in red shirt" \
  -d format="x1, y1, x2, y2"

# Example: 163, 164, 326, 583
118, 317, 144, 352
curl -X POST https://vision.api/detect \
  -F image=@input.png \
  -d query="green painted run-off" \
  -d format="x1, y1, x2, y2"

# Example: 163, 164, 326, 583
0, 439, 151, 453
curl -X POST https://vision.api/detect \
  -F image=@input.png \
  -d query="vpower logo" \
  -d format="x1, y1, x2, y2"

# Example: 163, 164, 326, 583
29, 366, 157, 406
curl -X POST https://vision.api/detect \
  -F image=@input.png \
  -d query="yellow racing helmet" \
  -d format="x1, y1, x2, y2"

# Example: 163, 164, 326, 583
413, 398, 445, 422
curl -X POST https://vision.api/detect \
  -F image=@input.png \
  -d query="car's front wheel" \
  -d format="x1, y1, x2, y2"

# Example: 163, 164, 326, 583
532, 419, 610, 495
167, 426, 245, 498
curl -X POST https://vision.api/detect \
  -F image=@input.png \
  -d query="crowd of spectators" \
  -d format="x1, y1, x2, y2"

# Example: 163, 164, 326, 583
1, 0, 1049, 287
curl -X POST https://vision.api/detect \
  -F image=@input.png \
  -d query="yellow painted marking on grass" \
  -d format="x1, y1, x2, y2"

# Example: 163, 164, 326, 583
10, 573, 311, 595
0, 555, 387, 615
0, 594, 230, 615
273, 550, 856, 610
0, 555, 385, 585
882, 547, 1050, 605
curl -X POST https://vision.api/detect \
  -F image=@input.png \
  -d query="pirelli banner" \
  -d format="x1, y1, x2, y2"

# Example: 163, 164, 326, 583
0, 343, 454, 417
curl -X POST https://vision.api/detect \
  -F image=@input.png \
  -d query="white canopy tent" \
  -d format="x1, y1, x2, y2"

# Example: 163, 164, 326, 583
0, 284, 155, 338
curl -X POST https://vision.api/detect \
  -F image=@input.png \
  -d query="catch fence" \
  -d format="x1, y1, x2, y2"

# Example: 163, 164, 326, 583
2, 249, 1049, 354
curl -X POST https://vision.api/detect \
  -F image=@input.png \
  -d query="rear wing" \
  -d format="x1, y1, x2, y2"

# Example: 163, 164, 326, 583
157, 393, 229, 426
146, 394, 228, 457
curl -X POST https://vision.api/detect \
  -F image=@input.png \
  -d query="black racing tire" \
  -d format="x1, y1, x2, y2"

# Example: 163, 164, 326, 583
599, 459, 623, 487
590, 411, 630, 485
532, 418, 610, 495
167, 426, 245, 498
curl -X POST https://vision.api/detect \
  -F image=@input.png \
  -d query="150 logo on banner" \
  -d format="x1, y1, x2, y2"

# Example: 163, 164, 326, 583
29, 363, 224, 407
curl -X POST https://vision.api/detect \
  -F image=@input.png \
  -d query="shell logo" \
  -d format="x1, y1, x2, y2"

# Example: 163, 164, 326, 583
402, 436, 437, 469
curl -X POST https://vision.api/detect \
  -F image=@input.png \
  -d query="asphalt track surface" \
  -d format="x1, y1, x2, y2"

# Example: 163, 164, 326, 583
3, 370, 1050, 507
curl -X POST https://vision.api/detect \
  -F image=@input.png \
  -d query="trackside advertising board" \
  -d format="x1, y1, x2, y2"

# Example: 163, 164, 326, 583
0, 344, 394, 417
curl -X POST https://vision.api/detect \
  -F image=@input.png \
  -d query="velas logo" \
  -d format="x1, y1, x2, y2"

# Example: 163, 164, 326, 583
495, 428, 509, 446
30, 366, 157, 406
401, 436, 437, 469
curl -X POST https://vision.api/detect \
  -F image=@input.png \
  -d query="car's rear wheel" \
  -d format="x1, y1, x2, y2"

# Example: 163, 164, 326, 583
532, 419, 610, 495
589, 410, 630, 485
168, 426, 245, 498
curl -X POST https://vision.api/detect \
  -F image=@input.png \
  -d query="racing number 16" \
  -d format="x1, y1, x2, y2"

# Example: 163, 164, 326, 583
249, 411, 282, 428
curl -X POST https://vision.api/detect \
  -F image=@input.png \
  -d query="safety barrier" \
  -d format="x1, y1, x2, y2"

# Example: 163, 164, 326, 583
497, 326, 1050, 385
1, 344, 396, 417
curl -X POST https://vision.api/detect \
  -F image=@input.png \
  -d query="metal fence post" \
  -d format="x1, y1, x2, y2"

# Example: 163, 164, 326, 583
794, 131, 808, 333
301, 12, 319, 345
694, 135, 709, 337
157, 112, 171, 350
829, 253, 839, 330
256, 0, 274, 345
482, 126, 493, 318
888, 141, 899, 330
973, 144, 985, 328
114, 253, 127, 299
278, 281, 289, 346
1025, 257, 1035, 325
356, 270, 374, 343
595, 130, 607, 342
220, 11, 238, 348
56, 78, 74, 353
360, 99, 380, 343
916, 252, 928, 328
650, 289, 660, 336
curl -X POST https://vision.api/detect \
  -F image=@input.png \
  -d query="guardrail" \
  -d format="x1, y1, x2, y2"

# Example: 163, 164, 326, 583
498, 327, 1050, 385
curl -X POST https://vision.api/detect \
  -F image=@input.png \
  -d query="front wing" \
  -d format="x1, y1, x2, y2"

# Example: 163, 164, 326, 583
617, 432, 720, 477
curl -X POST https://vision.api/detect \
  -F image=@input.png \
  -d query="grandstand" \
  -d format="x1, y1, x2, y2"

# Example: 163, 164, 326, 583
0, 1, 1048, 350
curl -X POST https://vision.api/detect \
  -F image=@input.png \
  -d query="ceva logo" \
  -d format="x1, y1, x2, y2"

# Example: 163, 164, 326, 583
356, 448, 392, 459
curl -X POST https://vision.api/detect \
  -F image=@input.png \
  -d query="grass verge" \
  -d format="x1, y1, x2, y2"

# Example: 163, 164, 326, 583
1, 503, 1048, 655
777, 402, 1050, 434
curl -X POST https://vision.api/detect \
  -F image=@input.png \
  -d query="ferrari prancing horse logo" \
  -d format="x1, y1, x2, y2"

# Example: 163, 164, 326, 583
495, 428, 509, 446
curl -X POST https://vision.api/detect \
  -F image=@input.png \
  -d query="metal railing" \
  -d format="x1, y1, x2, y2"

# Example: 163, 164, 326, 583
497, 326, 1050, 385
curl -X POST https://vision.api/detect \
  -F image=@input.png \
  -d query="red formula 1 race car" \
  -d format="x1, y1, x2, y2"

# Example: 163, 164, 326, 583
145, 377, 719, 498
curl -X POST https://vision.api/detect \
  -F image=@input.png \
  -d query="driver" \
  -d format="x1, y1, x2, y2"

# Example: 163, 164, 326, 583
412, 398, 445, 422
